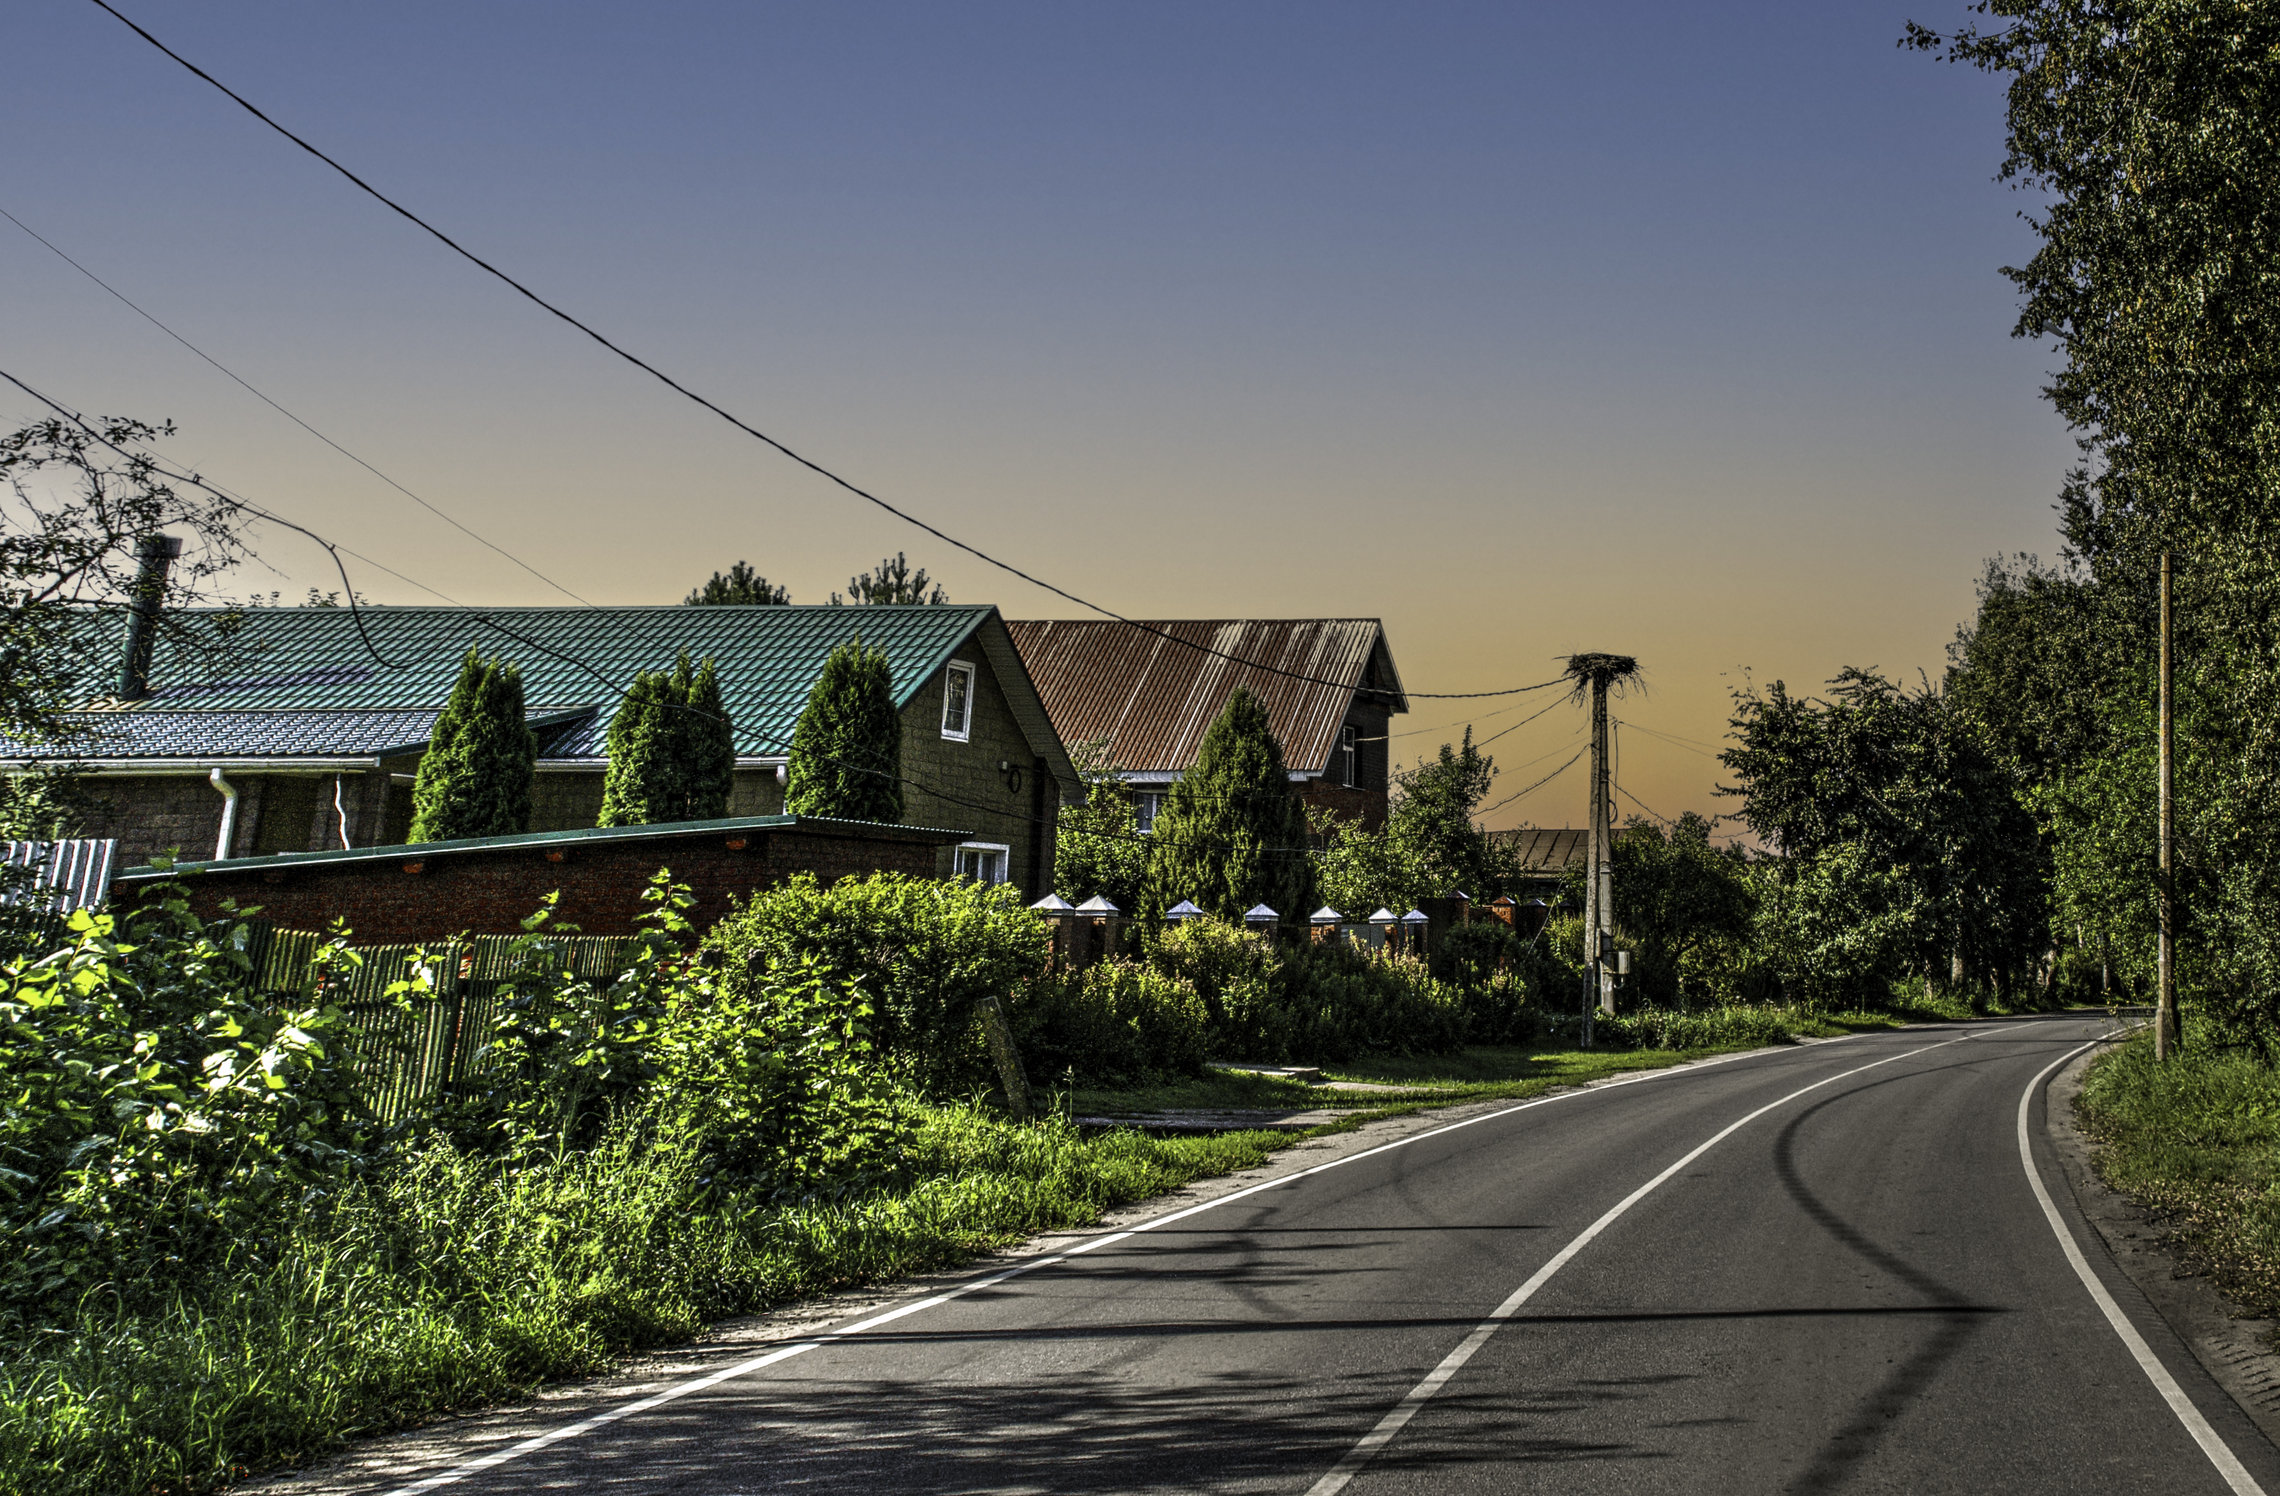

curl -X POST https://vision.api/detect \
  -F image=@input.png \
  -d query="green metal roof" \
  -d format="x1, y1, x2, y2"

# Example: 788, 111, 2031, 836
112, 812, 974, 882
114, 605, 997, 759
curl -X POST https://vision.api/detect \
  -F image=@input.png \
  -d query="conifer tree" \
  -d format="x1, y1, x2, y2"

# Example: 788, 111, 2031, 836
408, 649, 536, 842
785, 639, 902, 822
598, 654, 735, 825
1142, 686, 1315, 924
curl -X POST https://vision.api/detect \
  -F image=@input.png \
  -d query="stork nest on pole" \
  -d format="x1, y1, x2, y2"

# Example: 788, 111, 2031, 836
1562, 652, 1642, 703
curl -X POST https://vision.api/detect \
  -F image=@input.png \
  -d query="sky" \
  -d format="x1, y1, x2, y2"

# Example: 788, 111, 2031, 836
1, 1, 2070, 832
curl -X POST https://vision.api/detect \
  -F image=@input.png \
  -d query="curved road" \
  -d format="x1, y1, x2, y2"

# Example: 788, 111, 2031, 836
352, 1014, 2280, 1494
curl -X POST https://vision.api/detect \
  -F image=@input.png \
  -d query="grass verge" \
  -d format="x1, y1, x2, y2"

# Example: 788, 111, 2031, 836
2077, 1033, 2280, 1320
0, 1103, 1282, 1496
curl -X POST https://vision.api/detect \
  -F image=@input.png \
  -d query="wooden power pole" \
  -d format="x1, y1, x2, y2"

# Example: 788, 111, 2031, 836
2157, 550, 2177, 1061
1588, 674, 1615, 1017
1564, 653, 1637, 1028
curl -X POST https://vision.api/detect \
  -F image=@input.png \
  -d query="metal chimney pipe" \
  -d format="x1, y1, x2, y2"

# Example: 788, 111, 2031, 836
117, 534, 183, 701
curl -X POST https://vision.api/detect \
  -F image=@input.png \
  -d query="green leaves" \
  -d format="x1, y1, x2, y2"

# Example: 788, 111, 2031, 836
1141, 687, 1316, 925
407, 649, 537, 842
784, 639, 903, 823
597, 654, 735, 827
0, 894, 373, 1323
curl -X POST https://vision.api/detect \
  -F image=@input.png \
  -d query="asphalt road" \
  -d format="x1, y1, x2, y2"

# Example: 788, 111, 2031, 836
358, 1014, 2280, 1495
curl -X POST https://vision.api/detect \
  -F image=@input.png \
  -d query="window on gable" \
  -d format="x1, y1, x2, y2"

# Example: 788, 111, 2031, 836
942, 661, 974, 741
1340, 724, 1358, 788
1135, 791, 1162, 834
954, 842, 1009, 884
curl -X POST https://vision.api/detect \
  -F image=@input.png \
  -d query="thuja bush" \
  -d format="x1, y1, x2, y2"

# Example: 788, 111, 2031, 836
705, 873, 1047, 1094
0, 893, 374, 1324
1015, 961, 1212, 1087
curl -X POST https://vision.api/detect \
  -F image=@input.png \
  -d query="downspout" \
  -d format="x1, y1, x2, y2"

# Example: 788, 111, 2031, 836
334, 775, 353, 849
209, 767, 239, 861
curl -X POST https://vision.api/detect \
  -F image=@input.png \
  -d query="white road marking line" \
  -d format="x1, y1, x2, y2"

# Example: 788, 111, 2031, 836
2017, 1043, 2268, 1495
375, 1027, 1901, 1496
1303, 1030, 1981, 1496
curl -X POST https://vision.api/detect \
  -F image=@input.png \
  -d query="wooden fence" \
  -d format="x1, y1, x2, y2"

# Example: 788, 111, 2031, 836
248, 925, 643, 1125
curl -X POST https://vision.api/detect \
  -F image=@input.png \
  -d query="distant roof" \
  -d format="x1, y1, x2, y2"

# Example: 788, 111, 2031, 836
1487, 827, 1590, 873
1006, 619, 1405, 777
52, 605, 1005, 761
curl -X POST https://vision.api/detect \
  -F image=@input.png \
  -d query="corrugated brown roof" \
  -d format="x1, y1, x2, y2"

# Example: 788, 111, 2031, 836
1487, 827, 1591, 872
1005, 619, 1405, 777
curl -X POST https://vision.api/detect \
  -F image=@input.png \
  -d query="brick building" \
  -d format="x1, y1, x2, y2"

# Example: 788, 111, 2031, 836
7, 603, 1080, 901
114, 814, 967, 942
1005, 618, 1408, 831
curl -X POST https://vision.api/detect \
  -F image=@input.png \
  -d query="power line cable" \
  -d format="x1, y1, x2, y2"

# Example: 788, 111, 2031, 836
5, 368, 405, 670
85, 0, 1563, 701
0, 203, 593, 606
8, 369, 1338, 863
1614, 718, 1727, 758
1475, 747, 1584, 819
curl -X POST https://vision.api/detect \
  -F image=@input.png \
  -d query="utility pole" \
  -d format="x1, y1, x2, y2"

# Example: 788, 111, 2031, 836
1588, 673, 1615, 1017
2157, 549, 2177, 1061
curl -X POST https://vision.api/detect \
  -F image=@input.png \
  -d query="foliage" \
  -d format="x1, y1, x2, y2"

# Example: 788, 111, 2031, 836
1315, 728, 1521, 915
597, 654, 735, 826
1605, 813, 1757, 1006
0, 893, 372, 1323
0, 415, 248, 750
1721, 667, 2046, 997
2078, 1035, 2280, 1319
832, 552, 948, 605
784, 639, 903, 823
1016, 960, 1211, 1087
1142, 916, 1464, 1063
1052, 737, 1148, 913
0, 1099, 1281, 1496
1142, 687, 1316, 926
684, 560, 790, 606
706, 873, 1047, 1093
407, 650, 536, 843
1750, 843, 1927, 1012
1911, 5, 2280, 1040
1602, 1005, 1794, 1052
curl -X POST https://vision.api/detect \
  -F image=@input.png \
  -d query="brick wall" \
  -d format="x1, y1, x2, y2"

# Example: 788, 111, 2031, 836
116, 823, 955, 942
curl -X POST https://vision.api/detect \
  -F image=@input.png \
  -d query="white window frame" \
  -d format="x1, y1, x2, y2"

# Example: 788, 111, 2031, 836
953, 841, 1011, 885
1134, 791, 1162, 835
1340, 724, 1358, 788
941, 660, 975, 742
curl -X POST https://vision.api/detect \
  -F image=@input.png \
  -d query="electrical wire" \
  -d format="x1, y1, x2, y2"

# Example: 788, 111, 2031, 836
1614, 718, 1727, 758
7, 369, 1343, 862
4, 368, 406, 670
85, 0, 1564, 702
0, 203, 592, 606
1474, 747, 1584, 819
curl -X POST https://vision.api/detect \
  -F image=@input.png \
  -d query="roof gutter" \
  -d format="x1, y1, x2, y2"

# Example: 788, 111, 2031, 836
0, 758, 383, 774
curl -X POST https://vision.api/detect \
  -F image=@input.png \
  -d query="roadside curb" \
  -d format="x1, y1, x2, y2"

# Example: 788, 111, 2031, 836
2046, 1046, 2280, 1446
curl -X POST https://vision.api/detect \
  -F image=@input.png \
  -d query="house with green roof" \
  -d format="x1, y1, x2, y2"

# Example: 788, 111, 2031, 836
6, 603, 1080, 899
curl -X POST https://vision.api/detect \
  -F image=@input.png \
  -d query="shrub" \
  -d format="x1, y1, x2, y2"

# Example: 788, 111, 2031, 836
597, 655, 735, 827
1143, 917, 1465, 1063
1605, 1006, 1794, 1052
408, 649, 536, 842
1016, 961, 1211, 1087
705, 873, 1047, 1093
1141, 687, 1316, 927
0, 894, 374, 1324
784, 639, 902, 823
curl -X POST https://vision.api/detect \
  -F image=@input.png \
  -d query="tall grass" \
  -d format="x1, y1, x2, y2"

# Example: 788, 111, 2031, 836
2076, 1035, 2280, 1317
0, 1103, 1280, 1496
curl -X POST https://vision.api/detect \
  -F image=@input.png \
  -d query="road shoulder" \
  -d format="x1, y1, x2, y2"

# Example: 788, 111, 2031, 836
240, 1034, 1854, 1495
2048, 1046, 2280, 1444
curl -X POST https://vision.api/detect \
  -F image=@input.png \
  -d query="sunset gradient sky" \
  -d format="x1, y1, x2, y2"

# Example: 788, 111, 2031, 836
3, 2, 2070, 830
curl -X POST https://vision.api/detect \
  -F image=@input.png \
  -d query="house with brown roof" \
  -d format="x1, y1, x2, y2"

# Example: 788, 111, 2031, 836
1006, 619, 1407, 831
